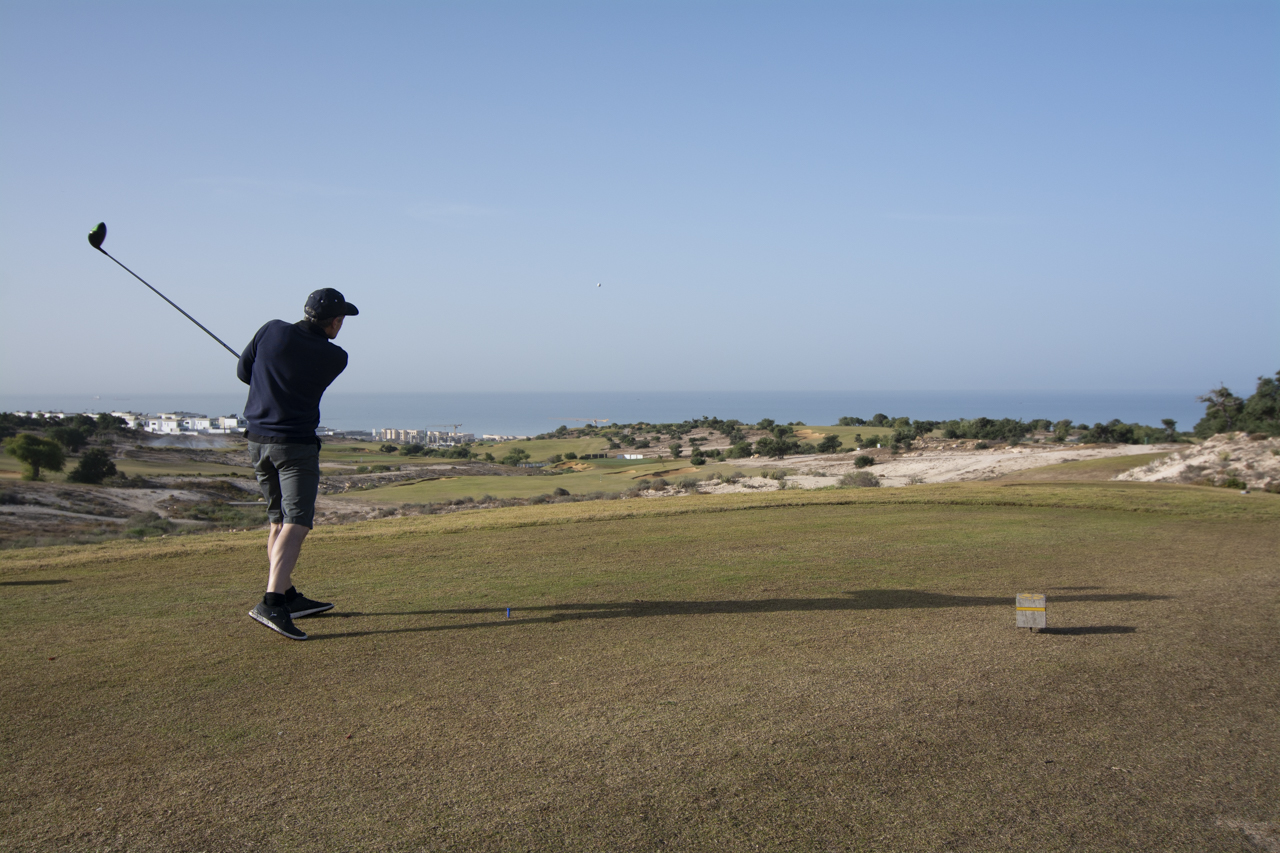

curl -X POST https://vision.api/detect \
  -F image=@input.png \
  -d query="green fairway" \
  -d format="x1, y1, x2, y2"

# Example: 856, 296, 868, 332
2, 483, 1277, 851
0, 454, 252, 481
479, 435, 611, 460
336, 459, 756, 504
795, 424, 897, 446
997, 451, 1173, 482
112, 458, 255, 477
319, 443, 386, 463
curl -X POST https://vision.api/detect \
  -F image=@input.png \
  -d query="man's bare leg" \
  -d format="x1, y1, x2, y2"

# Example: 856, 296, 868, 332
266, 522, 310, 594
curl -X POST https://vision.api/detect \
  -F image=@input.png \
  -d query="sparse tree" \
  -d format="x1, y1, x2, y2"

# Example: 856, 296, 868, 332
818, 434, 842, 453
6, 434, 65, 480
1195, 384, 1245, 437
669, 442, 682, 459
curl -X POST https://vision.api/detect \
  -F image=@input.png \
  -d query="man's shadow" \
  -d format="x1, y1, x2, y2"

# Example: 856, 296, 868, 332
308, 589, 1161, 640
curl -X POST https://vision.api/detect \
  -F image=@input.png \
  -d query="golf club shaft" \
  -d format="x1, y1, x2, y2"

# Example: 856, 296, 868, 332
96, 248, 239, 358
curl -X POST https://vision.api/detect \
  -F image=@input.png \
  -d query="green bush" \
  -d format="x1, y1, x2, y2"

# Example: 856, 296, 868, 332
66, 448, 117, 484
49, 426, 89, 453
502, 447, 531, 467
853, 455, 874, 469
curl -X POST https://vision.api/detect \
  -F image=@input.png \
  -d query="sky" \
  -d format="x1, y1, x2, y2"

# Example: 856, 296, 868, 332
1, 0, 1276, 399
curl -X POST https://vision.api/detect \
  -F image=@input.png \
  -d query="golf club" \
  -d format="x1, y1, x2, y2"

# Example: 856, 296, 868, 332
87, 222, 239, 358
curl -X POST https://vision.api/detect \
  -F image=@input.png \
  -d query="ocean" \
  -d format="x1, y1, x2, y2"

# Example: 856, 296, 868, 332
1, 389, 1207, 437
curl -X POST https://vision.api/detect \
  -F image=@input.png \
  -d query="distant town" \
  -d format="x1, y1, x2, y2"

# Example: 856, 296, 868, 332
9, 411, 520, 445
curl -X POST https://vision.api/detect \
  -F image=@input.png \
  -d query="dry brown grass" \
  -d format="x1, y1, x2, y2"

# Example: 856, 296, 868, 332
2, 483, 1277, 851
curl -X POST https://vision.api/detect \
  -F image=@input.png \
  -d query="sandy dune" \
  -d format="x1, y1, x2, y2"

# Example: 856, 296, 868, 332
727, 441, 1179, 490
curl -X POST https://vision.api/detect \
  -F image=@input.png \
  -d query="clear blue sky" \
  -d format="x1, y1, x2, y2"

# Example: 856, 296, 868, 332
1, 0, 1276, 398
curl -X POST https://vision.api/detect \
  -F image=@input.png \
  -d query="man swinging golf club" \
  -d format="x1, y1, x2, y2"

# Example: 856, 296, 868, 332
240, 288, 358, 640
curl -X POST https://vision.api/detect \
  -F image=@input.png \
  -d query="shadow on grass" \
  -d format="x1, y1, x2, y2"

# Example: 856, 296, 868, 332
309, 589, 1168, 641
0, 579, 70, 586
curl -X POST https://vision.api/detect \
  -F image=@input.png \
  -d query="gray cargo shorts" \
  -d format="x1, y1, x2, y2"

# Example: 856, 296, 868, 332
248, 441, 321, 528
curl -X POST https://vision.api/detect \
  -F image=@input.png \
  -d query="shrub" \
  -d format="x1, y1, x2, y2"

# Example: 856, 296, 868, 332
818, 434, 843, 453
679, 478, 701, 493
125, 511, 175, 538
974, 441, 990, 450
553, 487, 570, 497
355, 465, 369, 473
104, 473, 155, 488
563, 452, 577, 460
379, 444, 398, 453
650, 478, 668, 490
853, 455, 874, 468
840, 471, 880, 488
66, 448, 117, 484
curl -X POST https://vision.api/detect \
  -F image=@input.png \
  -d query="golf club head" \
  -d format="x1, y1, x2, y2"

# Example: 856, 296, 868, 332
88, 222, 107, 250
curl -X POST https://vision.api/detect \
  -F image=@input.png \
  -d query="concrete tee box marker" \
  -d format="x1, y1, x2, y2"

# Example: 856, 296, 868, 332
1016, 593, 1046, 632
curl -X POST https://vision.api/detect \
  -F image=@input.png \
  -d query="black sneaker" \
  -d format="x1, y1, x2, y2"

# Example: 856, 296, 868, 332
249, 601, 307, 640
286, 588, 334, 618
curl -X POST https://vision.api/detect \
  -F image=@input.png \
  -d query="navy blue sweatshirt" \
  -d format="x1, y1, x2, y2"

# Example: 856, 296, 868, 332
237, 320, 348, 441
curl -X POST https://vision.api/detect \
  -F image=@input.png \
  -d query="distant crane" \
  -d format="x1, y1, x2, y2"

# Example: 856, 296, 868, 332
424, 423, 464, 435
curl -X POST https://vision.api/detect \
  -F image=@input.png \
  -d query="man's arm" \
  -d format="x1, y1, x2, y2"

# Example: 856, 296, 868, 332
237, 329, 261, 385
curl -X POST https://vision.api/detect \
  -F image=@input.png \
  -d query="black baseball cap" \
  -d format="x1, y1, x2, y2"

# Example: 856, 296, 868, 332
304, 288, 359, 321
